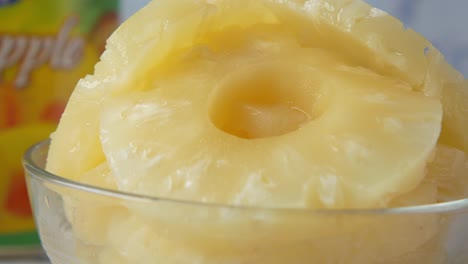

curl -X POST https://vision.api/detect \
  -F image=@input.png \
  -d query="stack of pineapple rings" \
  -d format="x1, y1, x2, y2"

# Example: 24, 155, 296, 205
48, 0, 467, 208
46, 0, 467, 263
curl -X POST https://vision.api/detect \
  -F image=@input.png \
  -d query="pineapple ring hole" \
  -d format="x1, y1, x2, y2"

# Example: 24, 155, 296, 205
209, 68, 315, 139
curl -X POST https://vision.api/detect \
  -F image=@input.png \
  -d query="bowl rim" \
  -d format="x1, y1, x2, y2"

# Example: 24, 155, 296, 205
23, 139, 468, 216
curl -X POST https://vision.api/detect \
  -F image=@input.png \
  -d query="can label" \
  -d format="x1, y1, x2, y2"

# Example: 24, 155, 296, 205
0, 0, 119, 253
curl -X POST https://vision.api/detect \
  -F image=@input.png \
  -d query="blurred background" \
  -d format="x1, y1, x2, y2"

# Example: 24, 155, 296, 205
0, 0, 466, 263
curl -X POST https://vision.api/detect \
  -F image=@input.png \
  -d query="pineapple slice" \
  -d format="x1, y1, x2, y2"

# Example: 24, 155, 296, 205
99, 45, 442, 208
45, 0, 467, 263
61, 161, 121, 246
439, 82, 468, 153
48, 0, 451, 209
426, 144, 468, 202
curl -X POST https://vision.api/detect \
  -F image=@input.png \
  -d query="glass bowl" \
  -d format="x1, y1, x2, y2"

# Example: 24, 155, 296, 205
24, 140, 468, 264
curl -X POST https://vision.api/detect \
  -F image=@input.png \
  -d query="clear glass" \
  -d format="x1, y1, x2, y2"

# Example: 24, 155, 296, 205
24, 141, 468, 264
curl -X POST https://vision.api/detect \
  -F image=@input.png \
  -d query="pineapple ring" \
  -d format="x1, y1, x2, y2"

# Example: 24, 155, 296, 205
99, 39, 442, 209
44, 0, 468, 263
47, 0, 449, 209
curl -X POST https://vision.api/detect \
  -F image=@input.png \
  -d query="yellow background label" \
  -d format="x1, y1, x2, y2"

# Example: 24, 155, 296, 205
0, 0, 119, 240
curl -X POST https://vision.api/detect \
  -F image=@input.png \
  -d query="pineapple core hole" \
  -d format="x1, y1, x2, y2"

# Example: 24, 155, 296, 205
209, 70, 313, 139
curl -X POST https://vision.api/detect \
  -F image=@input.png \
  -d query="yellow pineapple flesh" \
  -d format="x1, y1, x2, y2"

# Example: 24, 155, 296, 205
45, 0, 468, 263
